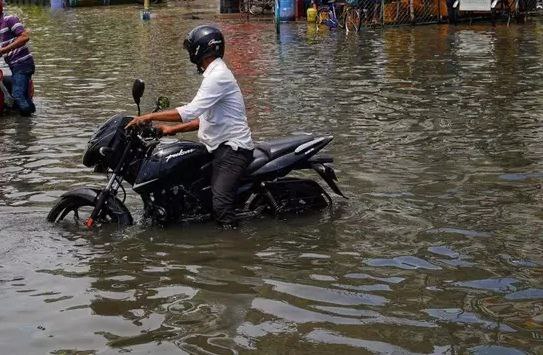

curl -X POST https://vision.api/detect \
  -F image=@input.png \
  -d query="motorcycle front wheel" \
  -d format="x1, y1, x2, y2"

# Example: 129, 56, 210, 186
47, 195, 132, 227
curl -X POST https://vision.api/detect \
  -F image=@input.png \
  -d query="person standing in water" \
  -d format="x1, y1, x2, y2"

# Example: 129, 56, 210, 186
0, 2, 35, 116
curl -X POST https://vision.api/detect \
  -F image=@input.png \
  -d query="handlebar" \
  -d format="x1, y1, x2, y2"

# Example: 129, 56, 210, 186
125, 120, 163, 144
140, 121, 163, 138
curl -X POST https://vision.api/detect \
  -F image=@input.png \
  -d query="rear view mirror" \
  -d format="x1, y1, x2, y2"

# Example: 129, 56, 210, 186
132, 79, 145, 105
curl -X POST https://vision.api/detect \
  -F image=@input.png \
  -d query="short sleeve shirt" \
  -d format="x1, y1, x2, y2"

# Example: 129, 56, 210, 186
0, 14, 34, 68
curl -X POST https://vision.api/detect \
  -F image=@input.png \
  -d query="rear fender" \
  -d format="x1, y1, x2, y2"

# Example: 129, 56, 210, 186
311, 163, 347, 198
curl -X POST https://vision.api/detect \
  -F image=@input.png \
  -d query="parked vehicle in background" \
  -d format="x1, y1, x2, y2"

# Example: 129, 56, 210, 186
341, 0, 362, 32
239, 0, 274, 18
0, 66, 34, 115
316, 0, 342, 29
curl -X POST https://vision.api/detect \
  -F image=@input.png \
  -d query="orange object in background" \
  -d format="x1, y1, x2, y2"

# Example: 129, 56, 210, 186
296, 0, 305, 18
383, 0, 447, 24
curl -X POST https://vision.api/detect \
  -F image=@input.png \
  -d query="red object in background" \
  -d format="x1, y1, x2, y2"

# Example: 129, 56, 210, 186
296, 0, 305, 18
28, 79, 34, 98
0, 69, 34, 113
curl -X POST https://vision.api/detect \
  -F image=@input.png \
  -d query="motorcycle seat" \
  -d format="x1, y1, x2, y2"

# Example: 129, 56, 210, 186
246, 135, 315, 174
247, 148, 269, 173
257, 135, 314, 160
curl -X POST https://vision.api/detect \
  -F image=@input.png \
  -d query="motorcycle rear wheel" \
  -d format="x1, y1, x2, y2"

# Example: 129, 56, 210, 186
257, 178, 331, 215
47, 196, 132, 227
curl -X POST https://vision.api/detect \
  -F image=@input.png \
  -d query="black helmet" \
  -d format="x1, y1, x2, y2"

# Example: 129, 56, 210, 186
183, 25, 225, 71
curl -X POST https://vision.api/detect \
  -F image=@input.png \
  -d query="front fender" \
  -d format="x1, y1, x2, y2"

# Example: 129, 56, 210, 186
48, 187, 133, 225
61, 187, 102, 202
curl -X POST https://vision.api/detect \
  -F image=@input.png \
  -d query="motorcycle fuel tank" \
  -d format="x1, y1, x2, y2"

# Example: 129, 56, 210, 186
133, 140, 211, 193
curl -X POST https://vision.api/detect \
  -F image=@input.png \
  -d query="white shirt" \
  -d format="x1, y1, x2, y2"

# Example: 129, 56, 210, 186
176, 58, 254, 152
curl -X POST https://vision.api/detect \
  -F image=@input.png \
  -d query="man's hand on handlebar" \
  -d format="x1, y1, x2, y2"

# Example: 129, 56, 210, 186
126, 110, 184, 131
125, 115, 148, 129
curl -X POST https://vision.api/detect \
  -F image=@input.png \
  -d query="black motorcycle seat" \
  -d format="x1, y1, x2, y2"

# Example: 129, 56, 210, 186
246, 135, 315, 174
257, 135, 314, 160
246, 148, 269, 173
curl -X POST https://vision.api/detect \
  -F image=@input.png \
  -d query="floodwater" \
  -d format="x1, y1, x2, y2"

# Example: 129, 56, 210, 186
1, 3, 542, 354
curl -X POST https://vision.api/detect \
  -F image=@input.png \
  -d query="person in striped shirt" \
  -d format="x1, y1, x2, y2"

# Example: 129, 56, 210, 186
0, 2, 35, 116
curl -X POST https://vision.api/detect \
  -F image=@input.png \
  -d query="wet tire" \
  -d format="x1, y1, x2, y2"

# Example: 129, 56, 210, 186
338, 7, 347, 28
243, 192, 272, 215
344, 8, 361, 32
47, 195, 132, 227
260, 178, 331, 215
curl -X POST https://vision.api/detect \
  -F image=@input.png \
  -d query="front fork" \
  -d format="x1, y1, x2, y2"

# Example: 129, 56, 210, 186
84, 172, 121, 228
85, 139, 133, 228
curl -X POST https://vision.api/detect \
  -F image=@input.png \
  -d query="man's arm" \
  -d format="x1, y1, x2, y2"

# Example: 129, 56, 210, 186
0, 29, 30, 56
126, 68, 223, 129
126, 108, 182, 128
156, 119, 200, 136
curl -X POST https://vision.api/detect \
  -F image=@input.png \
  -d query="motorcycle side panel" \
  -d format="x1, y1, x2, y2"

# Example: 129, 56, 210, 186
133, 140, 212, 193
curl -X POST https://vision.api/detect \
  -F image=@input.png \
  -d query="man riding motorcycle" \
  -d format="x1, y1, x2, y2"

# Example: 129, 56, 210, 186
126, 25, 254, 228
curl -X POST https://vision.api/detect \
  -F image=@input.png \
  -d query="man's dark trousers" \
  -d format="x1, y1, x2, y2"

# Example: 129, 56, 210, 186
211, 144, 253, 226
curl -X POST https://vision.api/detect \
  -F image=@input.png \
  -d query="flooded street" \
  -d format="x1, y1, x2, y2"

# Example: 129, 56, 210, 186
1, 4, 543, 353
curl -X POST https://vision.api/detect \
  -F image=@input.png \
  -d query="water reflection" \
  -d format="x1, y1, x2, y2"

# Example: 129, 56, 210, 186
0, 4, 542, 354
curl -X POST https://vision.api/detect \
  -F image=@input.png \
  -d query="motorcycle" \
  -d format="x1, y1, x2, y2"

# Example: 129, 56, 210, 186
47, 79, 346, 228
0, 67, 34, 114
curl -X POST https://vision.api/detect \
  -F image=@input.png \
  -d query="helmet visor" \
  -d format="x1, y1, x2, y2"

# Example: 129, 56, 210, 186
183, 39, 191, 50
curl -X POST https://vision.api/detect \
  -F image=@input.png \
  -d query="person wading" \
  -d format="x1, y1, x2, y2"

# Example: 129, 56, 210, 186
126, 25, 254, 228
0, 2, 35, 116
